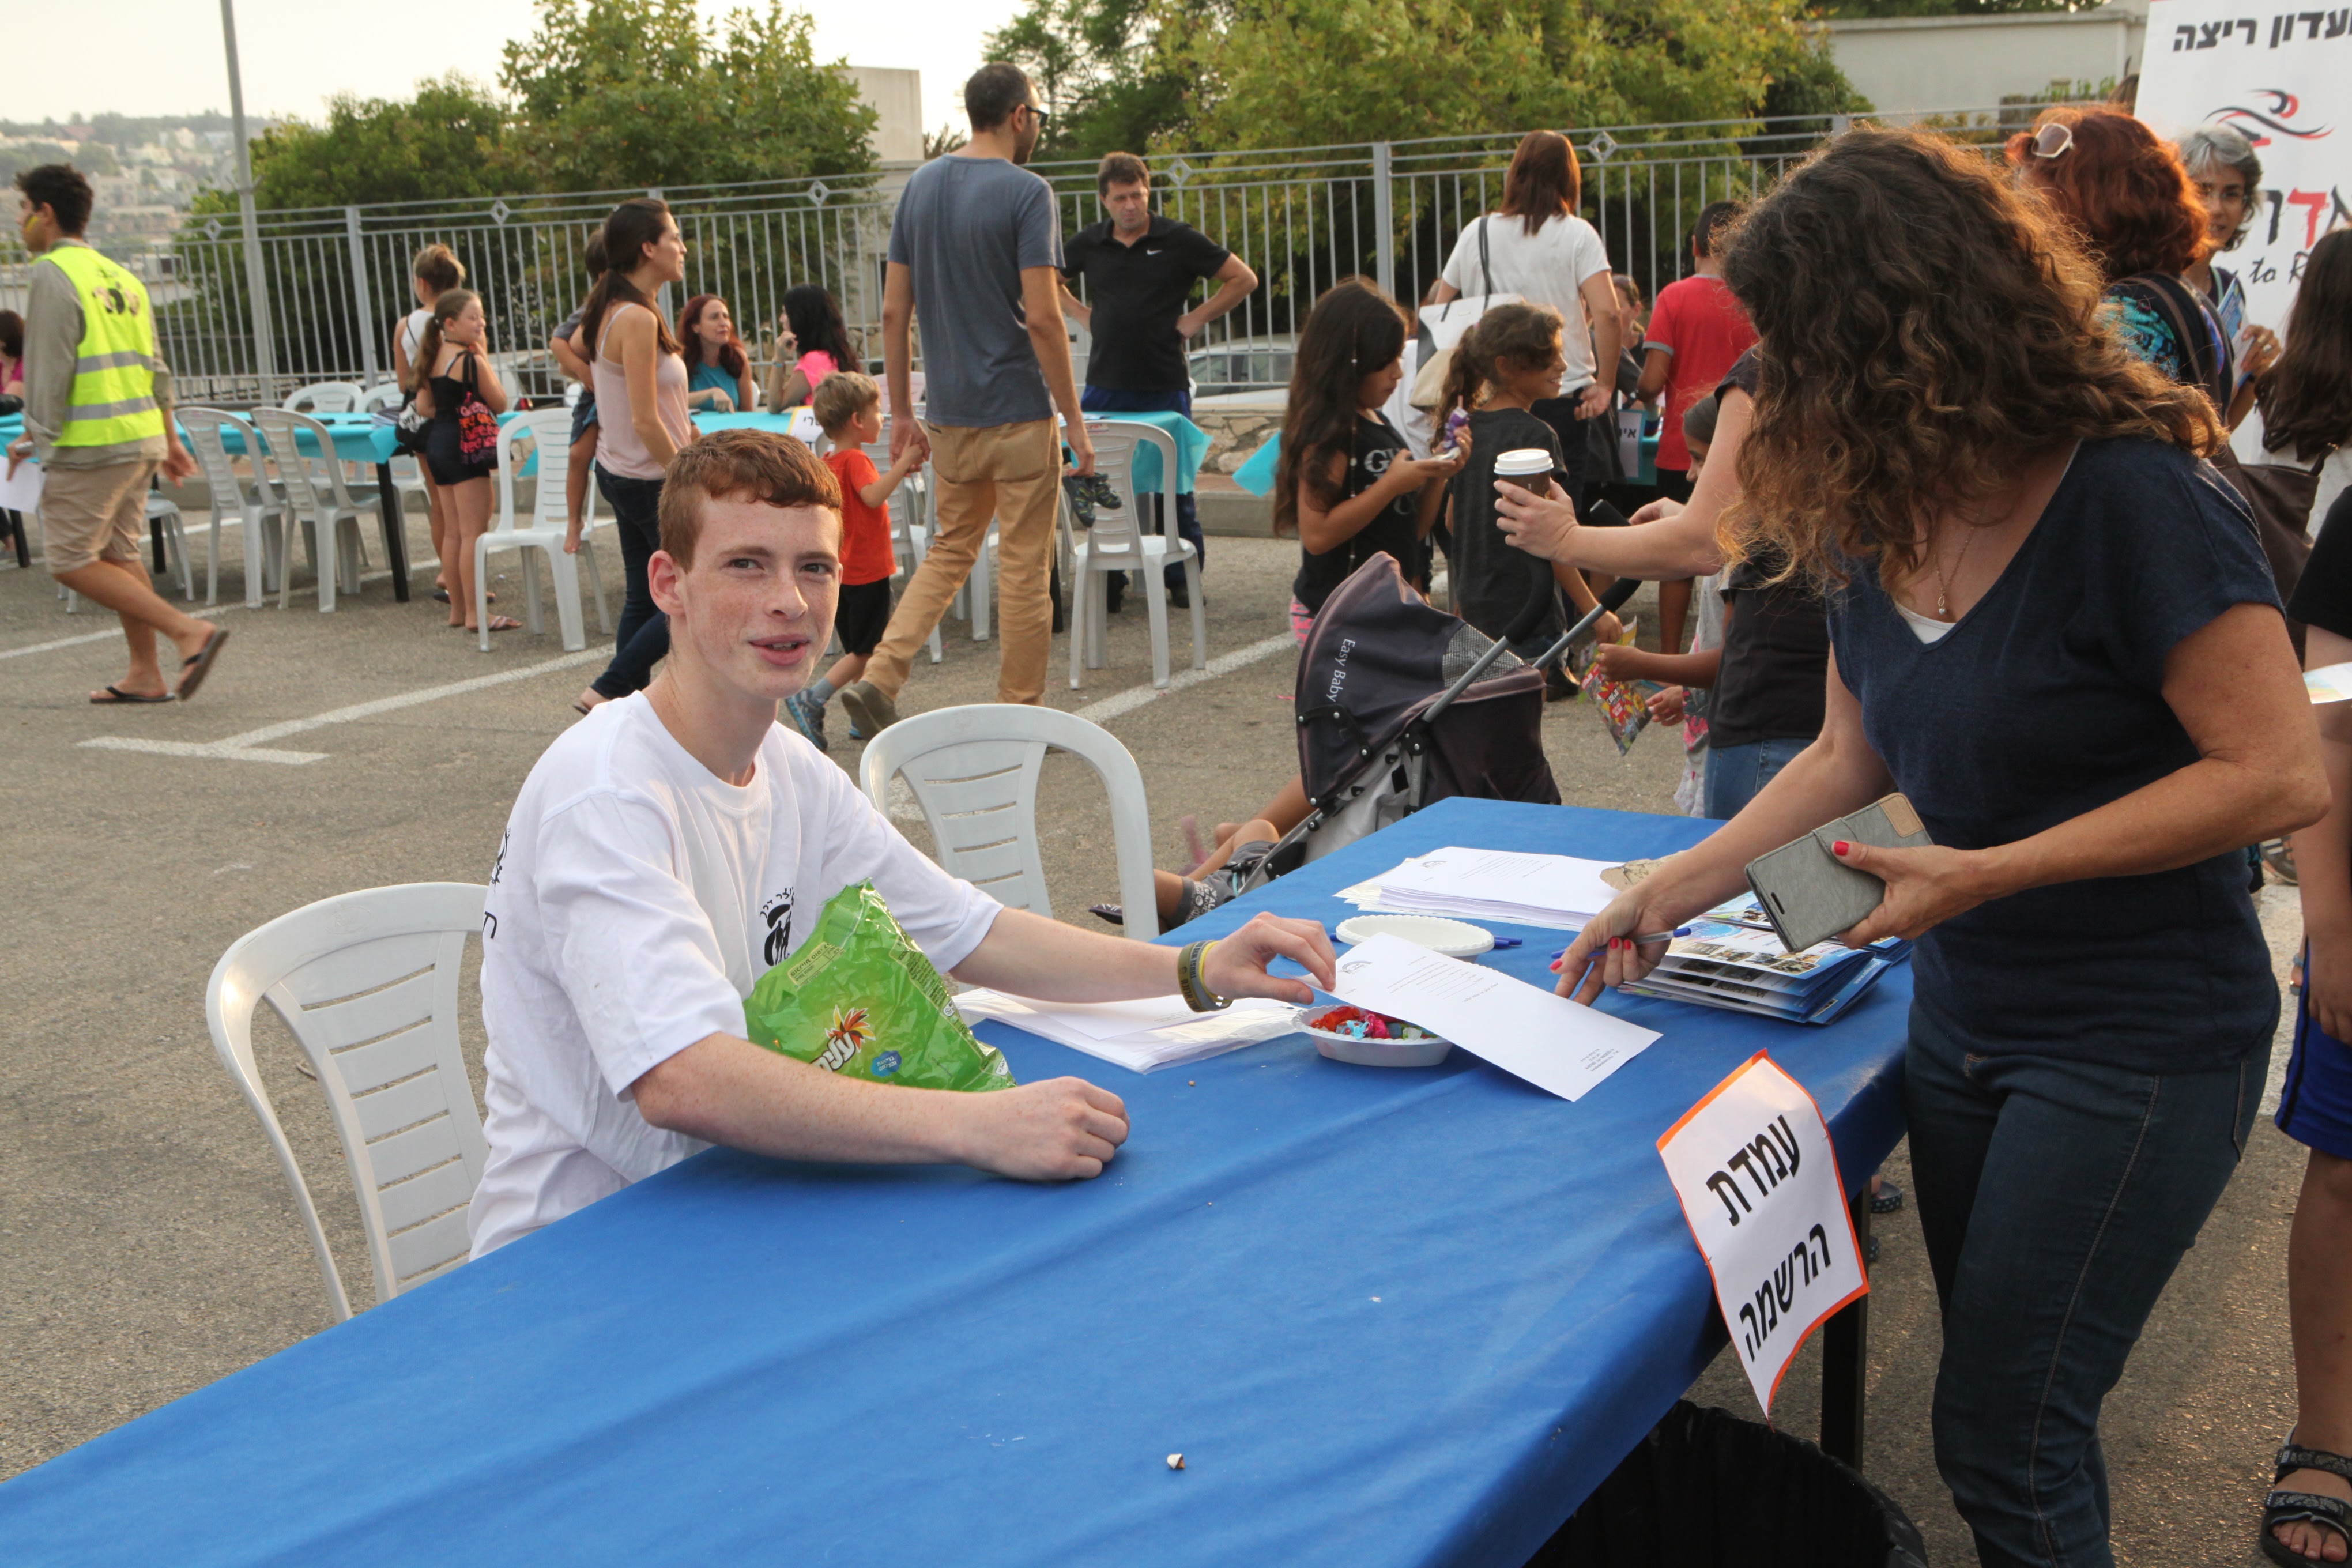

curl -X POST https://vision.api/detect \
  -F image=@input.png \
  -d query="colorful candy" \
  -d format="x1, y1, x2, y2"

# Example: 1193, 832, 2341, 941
1306, 1005, 1433, 1042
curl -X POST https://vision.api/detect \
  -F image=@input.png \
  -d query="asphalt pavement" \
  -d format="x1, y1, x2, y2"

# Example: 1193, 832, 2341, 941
0, 510, 2308, 1563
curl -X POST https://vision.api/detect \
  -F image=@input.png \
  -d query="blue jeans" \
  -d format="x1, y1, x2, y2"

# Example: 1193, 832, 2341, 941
1079, 384, 1203, 588
1906, 1004, 2266, 1567
591, 468, 668, 700
1700, 735, 1810, 819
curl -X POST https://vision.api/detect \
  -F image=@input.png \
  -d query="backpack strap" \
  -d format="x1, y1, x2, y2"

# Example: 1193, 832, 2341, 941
1479, 214, 1495, 299
2119, 271, 2232, 409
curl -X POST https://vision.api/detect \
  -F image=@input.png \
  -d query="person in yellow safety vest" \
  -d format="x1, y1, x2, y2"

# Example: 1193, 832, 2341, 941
6, 164, 229, 703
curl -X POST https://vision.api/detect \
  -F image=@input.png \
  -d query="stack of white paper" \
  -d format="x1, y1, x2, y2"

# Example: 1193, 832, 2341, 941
1365, 847, 1624, 930
952, 989, 1298, 1074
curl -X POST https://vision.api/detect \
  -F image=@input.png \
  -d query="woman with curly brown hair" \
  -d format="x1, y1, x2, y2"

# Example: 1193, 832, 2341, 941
2011, 108, 2233, 408
1551, 126, 2327, 1567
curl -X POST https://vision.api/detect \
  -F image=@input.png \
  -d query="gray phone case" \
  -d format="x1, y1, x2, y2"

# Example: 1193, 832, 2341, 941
1744, 794, 1933, 952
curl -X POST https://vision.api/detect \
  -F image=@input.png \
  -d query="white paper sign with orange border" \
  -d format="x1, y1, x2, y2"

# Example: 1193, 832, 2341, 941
1656, 1051, 1867, 1419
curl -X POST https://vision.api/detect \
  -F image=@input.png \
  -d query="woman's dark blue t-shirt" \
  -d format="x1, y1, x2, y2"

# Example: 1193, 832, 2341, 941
1829, 437, 2281, 1072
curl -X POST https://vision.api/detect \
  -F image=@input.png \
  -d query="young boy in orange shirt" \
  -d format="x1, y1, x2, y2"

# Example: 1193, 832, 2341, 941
786, 371, 922, 752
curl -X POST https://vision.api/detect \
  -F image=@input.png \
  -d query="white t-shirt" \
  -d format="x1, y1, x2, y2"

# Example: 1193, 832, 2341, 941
467, 695, 1001, 1256
399, 307, 430, 371
1439, 213, 1612, 396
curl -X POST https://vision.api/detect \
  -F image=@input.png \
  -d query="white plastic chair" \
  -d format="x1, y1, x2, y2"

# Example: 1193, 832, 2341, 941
179, 408, 285, 608
146, 491, 192, 600
253, 409, 376, 612
1069, 420, 1206, 690
481, 409, 608, 651
284, 380, 364, 413
205, 883, 490, 1322
859, 704, 1161, 939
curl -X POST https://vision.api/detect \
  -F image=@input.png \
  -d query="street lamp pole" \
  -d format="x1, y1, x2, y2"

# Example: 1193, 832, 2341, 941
219, 0, 277, 404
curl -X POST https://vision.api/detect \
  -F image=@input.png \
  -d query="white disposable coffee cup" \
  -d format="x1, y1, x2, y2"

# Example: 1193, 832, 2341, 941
1493, 447, 1560, 490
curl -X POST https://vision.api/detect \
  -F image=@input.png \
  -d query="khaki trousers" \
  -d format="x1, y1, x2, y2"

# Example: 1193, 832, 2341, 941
866, 418, 1061, 705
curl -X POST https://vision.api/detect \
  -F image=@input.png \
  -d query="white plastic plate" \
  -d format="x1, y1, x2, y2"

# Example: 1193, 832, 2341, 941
1333, 913, 1495, 959
1293, 1005, 1454, 1068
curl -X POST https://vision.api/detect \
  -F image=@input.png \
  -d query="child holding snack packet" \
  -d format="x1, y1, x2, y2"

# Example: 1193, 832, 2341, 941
1276, 278, 1465, 640
786, 371, 921, 753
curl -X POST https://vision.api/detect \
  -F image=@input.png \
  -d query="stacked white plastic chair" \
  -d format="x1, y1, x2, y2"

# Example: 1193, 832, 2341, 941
1067, 419, 1206, 689
282, 381, 364, 413
858, 704, 1161, 938
252, 408, 375, 612
179, 408, 285, 608
360, 379, 432, 522
480, 409, 606, 651
205, 883, 491, 1322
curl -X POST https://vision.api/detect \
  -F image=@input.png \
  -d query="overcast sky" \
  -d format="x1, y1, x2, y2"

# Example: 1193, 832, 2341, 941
6, 0, 1025, 142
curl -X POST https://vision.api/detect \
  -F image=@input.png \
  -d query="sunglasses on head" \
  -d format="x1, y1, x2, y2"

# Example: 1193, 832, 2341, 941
2030, 122, 2074, 160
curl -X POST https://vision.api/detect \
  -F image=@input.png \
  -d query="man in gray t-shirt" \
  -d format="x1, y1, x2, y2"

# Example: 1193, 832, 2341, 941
838, 64, 1095, 737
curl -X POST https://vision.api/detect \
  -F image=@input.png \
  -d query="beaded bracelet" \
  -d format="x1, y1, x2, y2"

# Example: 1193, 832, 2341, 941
1177, 940, 1232, 1013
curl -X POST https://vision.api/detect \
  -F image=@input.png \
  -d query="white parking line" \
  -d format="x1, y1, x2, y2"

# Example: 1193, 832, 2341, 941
81, 649, 602, 765
1072, 632, 1295, 725
0, 631, 118, 661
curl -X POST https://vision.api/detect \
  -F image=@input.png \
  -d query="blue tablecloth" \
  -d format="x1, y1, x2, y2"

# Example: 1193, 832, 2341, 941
694, 408, 823, 444
0, 799, 1909, 1567
209, 412, 399, 467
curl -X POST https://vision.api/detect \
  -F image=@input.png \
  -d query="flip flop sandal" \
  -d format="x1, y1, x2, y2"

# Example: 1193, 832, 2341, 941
1871, 1181, 1905, 1214
2263, 1439, 2352, 1566
175, 627, 229, 702
91, 684, 175, 704
480, 615, 523, 632
1088, 903, 1126, 926
431, 589, 494, 604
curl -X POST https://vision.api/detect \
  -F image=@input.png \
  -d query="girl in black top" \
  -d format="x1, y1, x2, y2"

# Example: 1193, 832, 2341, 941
1275, 278, 1461, 627
412, 288, 517, 634
1433, 301, 1620, 652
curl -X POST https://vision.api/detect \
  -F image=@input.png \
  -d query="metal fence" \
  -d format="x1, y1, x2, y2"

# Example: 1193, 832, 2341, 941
4, 104, 2054, 409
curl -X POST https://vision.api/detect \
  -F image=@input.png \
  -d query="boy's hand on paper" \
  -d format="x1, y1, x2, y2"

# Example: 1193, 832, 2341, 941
1203, 912, 1337, 1004
1552, 891, 1680, 1003
960, 1077, 1129, 1181
1592, 643, 1649, 682
1830, 839, 1997, 945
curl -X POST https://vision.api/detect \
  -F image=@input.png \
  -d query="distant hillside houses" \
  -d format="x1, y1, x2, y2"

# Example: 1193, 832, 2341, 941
1, 114, 255, 255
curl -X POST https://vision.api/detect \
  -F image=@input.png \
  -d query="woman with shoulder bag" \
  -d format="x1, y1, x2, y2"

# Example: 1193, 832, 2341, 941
412, 288, 517, 635
2262, 230, 2352, 537
393, 244, 465, 600
1426, 130, 1619, 510
1554, 127, 2325, 1567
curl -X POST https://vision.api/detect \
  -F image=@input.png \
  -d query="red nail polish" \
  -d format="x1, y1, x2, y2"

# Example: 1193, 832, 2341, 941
1831, 840, 1852, 856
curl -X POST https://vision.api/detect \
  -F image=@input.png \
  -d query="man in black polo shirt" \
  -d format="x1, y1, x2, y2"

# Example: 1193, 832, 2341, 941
1059, 151, 1257, 606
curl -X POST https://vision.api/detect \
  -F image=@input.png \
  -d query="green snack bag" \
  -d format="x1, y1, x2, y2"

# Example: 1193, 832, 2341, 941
743, 880, 1015, 1092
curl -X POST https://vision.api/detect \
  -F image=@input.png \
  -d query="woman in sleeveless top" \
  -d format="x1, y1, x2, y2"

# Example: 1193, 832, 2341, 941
410, 289, 515, 633
574, 198, 693, 716
680, 293, 755, 413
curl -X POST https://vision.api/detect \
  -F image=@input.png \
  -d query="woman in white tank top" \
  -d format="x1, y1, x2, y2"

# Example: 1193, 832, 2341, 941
574, 198, 693, 716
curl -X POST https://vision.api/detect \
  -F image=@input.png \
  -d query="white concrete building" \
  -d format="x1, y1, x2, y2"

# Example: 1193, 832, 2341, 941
1826, 1, 2149, 115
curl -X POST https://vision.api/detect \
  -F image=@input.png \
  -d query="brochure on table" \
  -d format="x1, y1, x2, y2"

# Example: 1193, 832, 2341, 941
953, 989, 1295, 1074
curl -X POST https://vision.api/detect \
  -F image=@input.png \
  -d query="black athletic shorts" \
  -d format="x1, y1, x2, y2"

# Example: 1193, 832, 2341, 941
834, 578, 892, 655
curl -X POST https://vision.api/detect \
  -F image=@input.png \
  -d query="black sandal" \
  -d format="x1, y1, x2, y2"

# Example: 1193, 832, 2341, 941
2262, 1439, 2352, 1565
1871, 1180, 1905, 1215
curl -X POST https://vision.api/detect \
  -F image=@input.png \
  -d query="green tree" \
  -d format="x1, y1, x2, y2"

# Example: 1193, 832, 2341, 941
499, 0, 877, 191
191, 74, 517, 213
985, 0, 1193, 160
1825, 0, 2065, 15
1164, 0, 1827, 151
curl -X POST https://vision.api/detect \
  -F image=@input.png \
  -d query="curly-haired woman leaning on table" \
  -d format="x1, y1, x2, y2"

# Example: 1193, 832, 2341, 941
1550, 128, 2326, 1568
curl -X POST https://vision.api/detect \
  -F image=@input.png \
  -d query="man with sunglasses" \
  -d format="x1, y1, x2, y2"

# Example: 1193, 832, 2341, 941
841, 64, 1094, 741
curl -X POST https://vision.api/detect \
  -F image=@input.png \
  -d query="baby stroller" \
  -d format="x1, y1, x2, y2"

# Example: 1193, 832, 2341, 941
1232, 553, 1639, 892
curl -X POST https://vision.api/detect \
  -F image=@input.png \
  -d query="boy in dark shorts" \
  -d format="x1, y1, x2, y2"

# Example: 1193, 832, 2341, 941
787, 371, 923, 752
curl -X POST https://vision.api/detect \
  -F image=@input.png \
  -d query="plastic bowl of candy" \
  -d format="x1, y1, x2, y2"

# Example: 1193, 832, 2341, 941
1294, 1004, 1453, 1068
